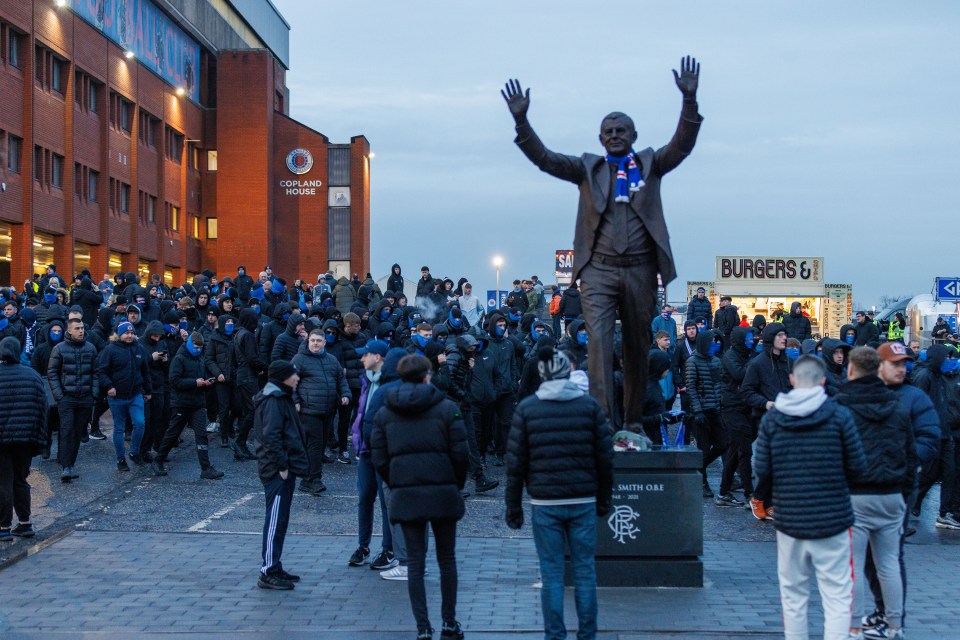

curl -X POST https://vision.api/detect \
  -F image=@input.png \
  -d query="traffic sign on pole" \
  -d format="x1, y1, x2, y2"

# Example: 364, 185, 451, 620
935, 277, 960, 301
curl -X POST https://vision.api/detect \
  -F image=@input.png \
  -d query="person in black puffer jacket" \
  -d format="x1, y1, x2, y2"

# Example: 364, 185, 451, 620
153, 332, 222, 480
206, 314, 239, 447
0, 336, 48, 539
717, 326, 757, 504
558, 282, 582, 328
292, 329, 350, 494
48, 318, 99, 478
505, 347, 612, 640
271, 314, 305, 364
686, 288, 713, 329
686, 329, 724, 495
638, 348, 673, 444
753, 355, 865, 639
835, 347, 915, 638
913, 344, 959, 523
387, 264, 405, 301
371, 354, 469, 637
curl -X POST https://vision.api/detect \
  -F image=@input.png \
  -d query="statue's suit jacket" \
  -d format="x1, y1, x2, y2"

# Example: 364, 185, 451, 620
514, 101, 702, 286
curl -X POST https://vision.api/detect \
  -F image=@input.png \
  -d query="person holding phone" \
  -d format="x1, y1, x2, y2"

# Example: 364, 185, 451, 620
151, 332, 224, 480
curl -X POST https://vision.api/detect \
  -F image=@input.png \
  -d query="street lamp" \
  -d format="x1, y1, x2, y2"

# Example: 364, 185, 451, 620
493, 255, 503, 306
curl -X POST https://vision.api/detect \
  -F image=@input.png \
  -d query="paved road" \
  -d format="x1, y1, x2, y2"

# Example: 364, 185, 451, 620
1, 417, 956, 638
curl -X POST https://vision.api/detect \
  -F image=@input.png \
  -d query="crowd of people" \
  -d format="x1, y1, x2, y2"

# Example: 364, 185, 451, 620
0, 262, 958, 640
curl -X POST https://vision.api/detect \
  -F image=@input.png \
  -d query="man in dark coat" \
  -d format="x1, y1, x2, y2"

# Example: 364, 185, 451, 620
503, 57, 703, 430
252, 359, 309, 590
685, 329, 724, 496
687, 287, 713, 329
70, 276, 103, 328
387, 264, 405, 300
0, 337, 48, 541
716, 326, 756, 506
505, 347, 612, 640
234, 266, 254, 302
782, 301, 813, 342
854, 310, 880, 346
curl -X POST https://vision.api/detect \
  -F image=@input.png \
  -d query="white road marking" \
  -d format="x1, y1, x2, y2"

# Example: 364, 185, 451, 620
187, 492, 257, 532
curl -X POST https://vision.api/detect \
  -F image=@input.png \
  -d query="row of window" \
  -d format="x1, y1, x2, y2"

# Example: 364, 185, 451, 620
75, 70, 100, 114
35, 44, 68, 95
1, 130, 23, 173
1, 21, 25, 70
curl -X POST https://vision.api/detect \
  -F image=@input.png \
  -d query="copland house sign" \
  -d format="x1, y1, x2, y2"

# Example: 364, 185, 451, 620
280, 149, 322, 195
715, 256, 825, 296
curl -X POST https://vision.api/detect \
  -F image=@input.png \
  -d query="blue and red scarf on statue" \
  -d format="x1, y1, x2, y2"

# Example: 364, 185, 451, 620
605, 151, 645, 202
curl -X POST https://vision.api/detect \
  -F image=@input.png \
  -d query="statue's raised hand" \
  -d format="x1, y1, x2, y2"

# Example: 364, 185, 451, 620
501, 79, 530, 124
672, 56, 700, 98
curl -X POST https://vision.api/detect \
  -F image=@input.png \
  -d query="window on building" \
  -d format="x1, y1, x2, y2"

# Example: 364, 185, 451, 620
168, 204, 180, 231
33, 146, 43, 182
74, 162, 82, 197
89, 81, 98, 112
7, 135, 21, 173
51, 55, 65, 94
207, 150, 218, 171
188, 143, 199, 171
34, 45, 43, 82
138, 111, 158, 148
165, 127, 184, 163
8, 28, 23, 69
51, 153, 63, 188
147, 194, 156, 223
190, 215, 200, 239
75, 71, 100, 114
88, 169, 98, 202
111, 93, 133, 133
119, 182, 130, 213
206, 217, 218, 239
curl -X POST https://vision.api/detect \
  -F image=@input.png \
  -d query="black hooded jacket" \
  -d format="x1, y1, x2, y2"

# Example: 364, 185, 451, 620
205, 315, 237, 382
370, 382, 469, 522
558, 286, 582, 319
259, 302, 292, 364
686, 330, 722, 413
234, 309, 266, 388
253, 380, 309, 482
48, 331, 99, 400
70, 277, 103, 327
781, 301, 812, 342
0, 336, 48, 450
741, 323, 792, 416
139, 322, 170, 391
835, 375, 917, 495
720, 326, 753, 412
387, 264, 405, 300
912, 345, 960, 435
820, 338, 851, 396
168, 342, 208, 409
271, 315, 304, 363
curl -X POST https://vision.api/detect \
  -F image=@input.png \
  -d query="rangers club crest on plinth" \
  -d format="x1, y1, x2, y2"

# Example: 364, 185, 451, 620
285, 148, 314, 175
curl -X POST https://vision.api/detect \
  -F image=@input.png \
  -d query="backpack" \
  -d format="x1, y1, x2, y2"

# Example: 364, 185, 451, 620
549, 295, 561, 316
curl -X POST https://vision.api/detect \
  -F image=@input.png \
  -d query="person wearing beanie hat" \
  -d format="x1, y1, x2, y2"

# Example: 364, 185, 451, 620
152, 332, 223, 480
252, 358, 308, 590
505, 344, 613, 640
97, 317, 153, 471
740, 321, 792, 521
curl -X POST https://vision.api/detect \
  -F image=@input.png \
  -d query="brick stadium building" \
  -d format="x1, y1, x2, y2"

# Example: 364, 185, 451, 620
0, 0, 370, 288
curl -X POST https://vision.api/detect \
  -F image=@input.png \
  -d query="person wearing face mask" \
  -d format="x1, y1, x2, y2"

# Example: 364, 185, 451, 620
30, 320, 65, 459
522, 319, 551, 361
685, 329, 724, 497
234, 266, 254, 302
291, 329, 351, 496
740, 322, 793, 520
47, 318, 99, 483
435, 306, 470, 345
97, 322, 153, 470
559, 319, 589, 371
651, 304, 678, 350
407, 323, 434, 358
716, 327, 757, 507
0, 300, 27, 352
912, 345, 960, 529
206, 315, 241, 451
151, 332, 222, 480
784, 338, 802, 362
485, 313, 520, 467
259, 302, 292, 367
367, 300, 395, 336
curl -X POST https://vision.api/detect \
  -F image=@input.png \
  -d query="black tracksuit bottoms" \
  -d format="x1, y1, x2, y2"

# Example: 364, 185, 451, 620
261, 473, 295, 575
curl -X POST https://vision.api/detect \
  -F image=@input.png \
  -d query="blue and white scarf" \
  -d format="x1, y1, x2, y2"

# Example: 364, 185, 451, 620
606, 151, 645, 202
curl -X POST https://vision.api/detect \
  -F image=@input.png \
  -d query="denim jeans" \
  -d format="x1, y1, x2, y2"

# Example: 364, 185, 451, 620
531, 502, 598, 640
357, 453, 391, 551
108, 395, 145, 461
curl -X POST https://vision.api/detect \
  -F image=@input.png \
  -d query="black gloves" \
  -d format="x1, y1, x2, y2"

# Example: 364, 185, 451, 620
505, 508, 524, 530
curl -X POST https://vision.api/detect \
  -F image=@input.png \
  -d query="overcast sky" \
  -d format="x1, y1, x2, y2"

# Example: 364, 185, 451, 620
272, 0, 959, 307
